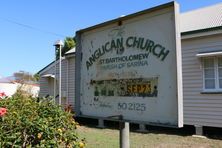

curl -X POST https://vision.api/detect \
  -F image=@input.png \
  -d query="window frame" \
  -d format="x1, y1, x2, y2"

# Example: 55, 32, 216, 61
202, 56, 222, 92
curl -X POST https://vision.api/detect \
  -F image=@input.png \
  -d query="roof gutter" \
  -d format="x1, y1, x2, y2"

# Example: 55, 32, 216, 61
181, 26, 222, 36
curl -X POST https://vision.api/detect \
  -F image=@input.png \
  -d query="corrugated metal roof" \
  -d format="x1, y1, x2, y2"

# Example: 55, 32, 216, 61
181, 3, 222, 33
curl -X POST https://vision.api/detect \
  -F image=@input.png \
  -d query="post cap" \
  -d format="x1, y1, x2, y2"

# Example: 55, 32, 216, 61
54, 40, 64, 46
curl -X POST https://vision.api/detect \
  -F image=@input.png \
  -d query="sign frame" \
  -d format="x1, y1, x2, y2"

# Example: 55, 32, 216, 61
75, 1, 183, 127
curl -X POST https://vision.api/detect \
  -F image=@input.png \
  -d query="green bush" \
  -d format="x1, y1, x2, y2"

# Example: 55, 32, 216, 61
0, 94, 85, 147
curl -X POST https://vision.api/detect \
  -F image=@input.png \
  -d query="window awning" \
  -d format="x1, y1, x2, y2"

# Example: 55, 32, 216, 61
196, 51, 222, 57
41, 74, 55, 78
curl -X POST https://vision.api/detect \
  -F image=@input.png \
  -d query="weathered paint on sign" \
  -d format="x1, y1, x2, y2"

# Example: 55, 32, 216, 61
92, 78, 158, 97
76, 2, 183, 127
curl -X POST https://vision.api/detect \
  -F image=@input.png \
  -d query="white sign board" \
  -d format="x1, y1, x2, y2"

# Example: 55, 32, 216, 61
76, 2, 183, 127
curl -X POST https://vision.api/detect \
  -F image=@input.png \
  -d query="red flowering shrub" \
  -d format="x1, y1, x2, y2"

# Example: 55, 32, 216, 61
0, 108, 7, 117
0, 92, 6, 99
0, 94, 85, 147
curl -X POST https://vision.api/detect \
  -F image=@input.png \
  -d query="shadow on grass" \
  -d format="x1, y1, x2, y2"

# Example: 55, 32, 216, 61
75, 117, 222, 140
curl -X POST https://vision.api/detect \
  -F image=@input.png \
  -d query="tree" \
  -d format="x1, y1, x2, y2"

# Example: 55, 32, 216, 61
62, 37, 75, 55
56, 37, 75, 59
13, 71, 39, 97
13, 71, 35, 83
33, 73, 40, 82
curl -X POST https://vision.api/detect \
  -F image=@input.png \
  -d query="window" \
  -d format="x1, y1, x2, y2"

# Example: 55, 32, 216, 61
203, 57, 222, 91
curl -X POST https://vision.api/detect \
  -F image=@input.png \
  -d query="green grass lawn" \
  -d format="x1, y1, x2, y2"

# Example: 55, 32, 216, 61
77, 125, 222, 148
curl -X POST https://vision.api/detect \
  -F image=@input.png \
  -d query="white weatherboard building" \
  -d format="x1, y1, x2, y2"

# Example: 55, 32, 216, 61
38, 48, 75, 108
38, 2, 222, 134
181, 3, 222, 133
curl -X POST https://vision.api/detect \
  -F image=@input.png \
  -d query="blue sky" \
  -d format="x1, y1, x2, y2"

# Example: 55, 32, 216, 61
0, 0, 221, 77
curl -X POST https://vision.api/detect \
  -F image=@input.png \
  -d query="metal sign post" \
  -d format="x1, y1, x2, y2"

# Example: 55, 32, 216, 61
54, 40, 64, 105
119, 120, 130, 148
110, 115, 130, 148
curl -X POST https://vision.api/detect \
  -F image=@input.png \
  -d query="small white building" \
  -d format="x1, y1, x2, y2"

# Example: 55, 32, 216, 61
0, 77, 39, 97
0, 77, 18, 97
38, 3, 222, 133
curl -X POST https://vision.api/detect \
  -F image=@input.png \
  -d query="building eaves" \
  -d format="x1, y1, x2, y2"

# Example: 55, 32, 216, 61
37, 61, 55, 75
